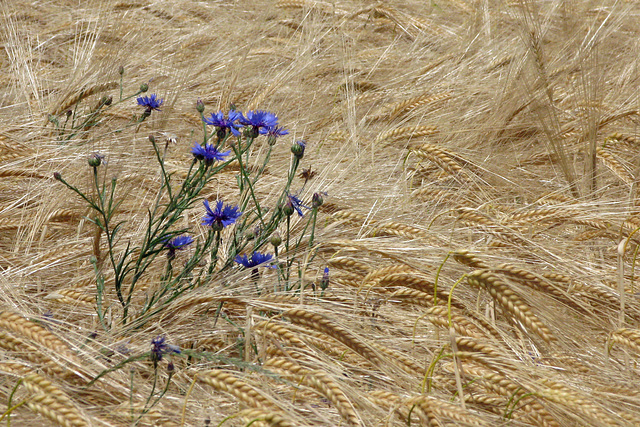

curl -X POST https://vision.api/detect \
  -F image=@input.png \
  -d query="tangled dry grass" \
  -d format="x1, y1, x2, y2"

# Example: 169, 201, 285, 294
2, 0, 640, 425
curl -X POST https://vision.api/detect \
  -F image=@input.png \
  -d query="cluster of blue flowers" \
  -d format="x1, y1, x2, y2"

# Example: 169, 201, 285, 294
202, 109, 289, 141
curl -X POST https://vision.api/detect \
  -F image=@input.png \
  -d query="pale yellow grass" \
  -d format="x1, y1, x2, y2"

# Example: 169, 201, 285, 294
2, 0, 640, 425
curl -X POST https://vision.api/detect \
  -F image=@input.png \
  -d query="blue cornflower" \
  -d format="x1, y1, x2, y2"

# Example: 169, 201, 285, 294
284, 193, 310, 217
150, 335, 180, 364
320, 267, 330, 291
262, 125, 289, 146
202, 200, 242, 231
204, 110, 243, 137
164, 235, 194, 259
137, 94, 163, 111
234, 251, 274, 268
191, 143, 230, 164
240, 110, 278, 131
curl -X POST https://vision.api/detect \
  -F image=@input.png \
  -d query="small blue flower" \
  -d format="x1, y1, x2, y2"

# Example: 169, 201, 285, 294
202, 200, 242, 230
151, 335, 180, 363
320, 267, 329, 291
137, 94, 164, 111
260, 125, 289, 137
234, 252, 274, 268
165, 235, 194, 251
286, 194, 310, 217
240, 110, 279, 130
191, 143, 231, 164
204, 110, 243, 137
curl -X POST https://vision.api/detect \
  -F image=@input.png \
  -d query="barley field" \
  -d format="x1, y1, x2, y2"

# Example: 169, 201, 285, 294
2, 0, 640, 426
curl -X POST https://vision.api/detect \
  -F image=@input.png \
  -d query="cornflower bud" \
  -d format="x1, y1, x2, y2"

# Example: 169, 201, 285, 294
196, 99, 205, 113
291, 140, 305, 159
140, 83, 149, 93
88, 153, 103, 168
53, 172, 62, 181
270, 231, 282, 248
312, 192, 324, 208
118, 65, 125, 76
283, 199, 295, 217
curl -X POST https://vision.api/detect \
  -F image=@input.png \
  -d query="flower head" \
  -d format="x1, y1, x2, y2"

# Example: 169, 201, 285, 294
191, 143, 230, 164
285, 194, 310, 217
262, 125, 289, 146
150, 335, 180, 364
239, 110, 279, 137
137, 94, 163, 111
204, 110, 243, 137
320, 267, 330, 291
234, 252, 274, 268
291, 140, 305, 159
164, 235, 194, 259
202, 200, 242, 230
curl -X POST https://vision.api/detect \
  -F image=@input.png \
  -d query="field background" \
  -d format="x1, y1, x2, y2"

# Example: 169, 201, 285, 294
2, 0, 640, 425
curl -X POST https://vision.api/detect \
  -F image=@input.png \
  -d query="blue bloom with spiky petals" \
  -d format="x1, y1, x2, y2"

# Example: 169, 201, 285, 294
204, 110, 243, 137
234, 252, 274, 268
240, 110, 278, 129
202, 200, 242, 230
137, 94, 164, 111
164, 235, 194, 259
191, 143, 231, 164
286, 193, 310, 217
260, 125, 288, 137
151, 335, 180, 364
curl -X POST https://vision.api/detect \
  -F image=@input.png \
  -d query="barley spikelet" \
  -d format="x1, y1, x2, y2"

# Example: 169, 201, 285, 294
494, 263, 572, 302
198, 369, 277, 409
362, 264, 415, 286
283, 309, 380, 364
405, 395, 485, 427
596, 146, 634, 185
236, 409, 296, 427
55, 288, 94, 305
389, 288, 437, 307
254, 320, 307, 347
330, 209, 369, 225
0, 331, 73, 378
53, 81, 118, 115
369, 92, 450, 121
611, 328, 640, 353
0, 168, 47, 179
327, 257, 370, 276
25, 394, 89, 427
369, 341, 424, 375
452, 363, 559, 427
0, 311, 77, 359
374, 221, 429, 239
275, 0, 335, 14
411, 143, 467, 177
466, 271, 556, 343
375, 125, 438, 144
425, 306, 486, 339
375, 273, 462, 309
452, 250, 489, 269
265, 358, 361, 426
22, 373, 89, 426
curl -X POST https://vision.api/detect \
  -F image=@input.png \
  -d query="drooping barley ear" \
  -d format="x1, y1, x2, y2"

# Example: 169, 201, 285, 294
275, 0, 335, 14
466, 271, 556, 343
451, 362, 559, 427
361, 265, 415, 287
373, 221, 430, 239
373, 6, 441, 37
611, 328, 640, 353
411, 143, 466, 178
0, 331, 76, 379
425, 306, 486, 339
0, 168, 47, 179
369, 92, 451, 121
375, 125, 438, 145
405, 395, 485, 427
52, 81, 118, 115
374, 273, 463, 309
493, 263, 576, 304
329, 209, 369, 226
265, 358, 361, 426
369, 340, 425, 375
197, 369, 278, 410
596, 146, 634, 185
283, 309, 380, 365
0, 311, 78, 360
327, 257, 370, 276
254, 320, 307, 347
452, 250, 489, 269
235, 409, 296, 427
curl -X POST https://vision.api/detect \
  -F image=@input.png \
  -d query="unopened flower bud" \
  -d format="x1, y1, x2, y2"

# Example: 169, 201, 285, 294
167, 361, 175, 374
270, 231, 282, 247
196, 99, 205, 113
88, 153, 102, 167
291, 140, 305, 159
53, 172, 62, 181
148, 134, 155, 144
312, 192, 324, 208
118, 65, 125, 76
103, 96, 113, 106
140, 83, 149, 93
283, 199, 295, 217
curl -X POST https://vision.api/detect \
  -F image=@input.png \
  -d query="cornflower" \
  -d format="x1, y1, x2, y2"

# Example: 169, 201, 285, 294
234, 252, 274, 268
137, 94, 163, 112
202, 200, 242, 231
191, 143, 230, 165
150, 336, 180, 364
204, 110, 243, 137
262, 125, 289, 145
284, 194, 310, 217
240, 110, 278, 137
164, 235, 194, 259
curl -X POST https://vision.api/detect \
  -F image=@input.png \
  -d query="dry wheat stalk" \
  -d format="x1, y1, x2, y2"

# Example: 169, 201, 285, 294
264, 358, 361, 426
466, 271, 556, 343
198, 369, 278, 410
375, 125, 438, 144
283, 309, 380, 365
52, 82, 119, 115
236, 408, 297, 427
597, 146, 634, 185
611, 328, 640, 353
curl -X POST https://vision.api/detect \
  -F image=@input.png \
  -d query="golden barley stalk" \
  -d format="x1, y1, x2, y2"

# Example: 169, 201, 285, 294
405, 395, 485, 427
0, 311, 77, 359
236, 409, 296, 427
466, 271, 556, 343
375, 125, 438, 144
425, 306, 486, 339
52, 81, 118, 115
596, 146, 634, 185
197, 369, 277, 410
611, 328, 640, 353
283, 309, 380, 364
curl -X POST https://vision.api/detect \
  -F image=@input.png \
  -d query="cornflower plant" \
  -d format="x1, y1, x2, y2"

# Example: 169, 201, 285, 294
54, 76, 325, 330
